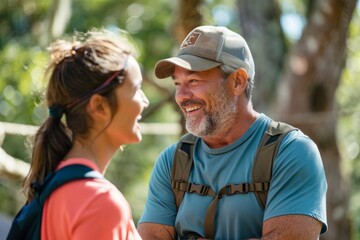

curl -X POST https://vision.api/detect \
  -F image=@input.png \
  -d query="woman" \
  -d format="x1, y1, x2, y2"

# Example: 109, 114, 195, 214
23, 29, 149, 239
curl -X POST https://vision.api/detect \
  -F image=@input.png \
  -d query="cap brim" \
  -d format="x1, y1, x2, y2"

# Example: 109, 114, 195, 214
154, 54, 222, 79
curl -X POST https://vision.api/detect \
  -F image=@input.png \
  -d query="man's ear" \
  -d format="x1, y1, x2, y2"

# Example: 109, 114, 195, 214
86, 94, 111, 122
232, 68, 249, 96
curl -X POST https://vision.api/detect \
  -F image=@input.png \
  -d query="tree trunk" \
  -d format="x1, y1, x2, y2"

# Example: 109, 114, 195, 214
173, 0, 204, 43
275, 0, 357, 239
39, 0, 72, 46
172, 0, 204, 135
236, 0, 287, 112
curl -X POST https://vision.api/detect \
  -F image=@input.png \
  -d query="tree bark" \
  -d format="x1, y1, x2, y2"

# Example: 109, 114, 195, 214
170, 0, 204, 135
275, 0, 357, 239
236, 0, 287, 112
173, 0, 204, 43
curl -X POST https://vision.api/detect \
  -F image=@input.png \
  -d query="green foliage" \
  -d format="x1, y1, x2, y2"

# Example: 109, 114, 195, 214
0, 43, 48, 161
1, 2, 360, 237
0, 181, 19, 215
105, 134, 178, 221
0, 0, 182, 222
337, 6, 360, 238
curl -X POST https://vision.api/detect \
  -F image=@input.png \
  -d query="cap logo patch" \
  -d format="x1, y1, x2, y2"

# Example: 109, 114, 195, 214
180, 31, 201, 48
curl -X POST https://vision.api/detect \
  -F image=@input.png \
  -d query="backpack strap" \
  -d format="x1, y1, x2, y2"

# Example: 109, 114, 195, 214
7, 164, 102, 240
38, 164, 103, 204
172, 121, 296, 239
252, 121, 297, 208
203, 121, 296, 238
171, 133, 216, 209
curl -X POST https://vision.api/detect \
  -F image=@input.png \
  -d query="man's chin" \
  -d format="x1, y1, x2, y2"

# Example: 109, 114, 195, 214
186, 125, 205, 137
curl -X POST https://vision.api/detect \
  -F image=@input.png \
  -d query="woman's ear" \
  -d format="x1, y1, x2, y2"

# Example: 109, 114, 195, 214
86, 94, 111, 122
232, 68, 249, 96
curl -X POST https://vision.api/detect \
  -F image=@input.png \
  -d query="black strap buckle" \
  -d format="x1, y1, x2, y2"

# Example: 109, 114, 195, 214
187, 183, 211, 196
223, 183, 250, 196
200, 185, 210, 195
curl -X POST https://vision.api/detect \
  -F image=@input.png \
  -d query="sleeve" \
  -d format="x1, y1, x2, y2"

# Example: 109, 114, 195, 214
138, 144, 178, 226
264, 131, 328, 234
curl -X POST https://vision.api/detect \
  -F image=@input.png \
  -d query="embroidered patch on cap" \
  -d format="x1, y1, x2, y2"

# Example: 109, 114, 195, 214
180, 31, 201, 48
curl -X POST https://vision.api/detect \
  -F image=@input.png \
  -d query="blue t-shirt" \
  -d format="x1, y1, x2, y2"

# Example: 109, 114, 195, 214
139, 114, 327, 239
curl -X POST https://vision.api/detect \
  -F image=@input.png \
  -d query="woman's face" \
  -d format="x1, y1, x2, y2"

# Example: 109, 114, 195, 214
106, 56, 149, 147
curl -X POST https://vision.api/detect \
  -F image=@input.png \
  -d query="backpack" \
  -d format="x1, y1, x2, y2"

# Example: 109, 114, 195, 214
171, 121, 296, 239
7, 164, 103, 240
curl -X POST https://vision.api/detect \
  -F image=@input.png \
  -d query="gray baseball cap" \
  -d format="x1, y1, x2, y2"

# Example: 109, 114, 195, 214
154, 25, 255, 80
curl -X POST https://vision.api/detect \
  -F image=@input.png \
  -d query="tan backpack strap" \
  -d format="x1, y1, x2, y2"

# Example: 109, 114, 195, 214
204, 194, 220, 239
252, 121, 297, 208
203, 182, 270, 239
171, 133, 198, 209
174, 121, 296, 238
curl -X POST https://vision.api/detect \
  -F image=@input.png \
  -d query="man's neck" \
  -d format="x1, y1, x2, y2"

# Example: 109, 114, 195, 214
201, 109, 259, 149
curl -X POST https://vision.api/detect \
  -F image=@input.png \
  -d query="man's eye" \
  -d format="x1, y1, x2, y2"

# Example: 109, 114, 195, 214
189, 79, 198, 84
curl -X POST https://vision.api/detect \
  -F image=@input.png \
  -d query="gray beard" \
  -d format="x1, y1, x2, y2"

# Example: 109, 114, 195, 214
185, 86, 237, 137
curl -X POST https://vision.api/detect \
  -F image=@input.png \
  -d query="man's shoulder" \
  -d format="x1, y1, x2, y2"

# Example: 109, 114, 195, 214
276, 129, 322, 169
281, 128, 317, 150
161, 142, 178, 158
153, 142, 179, 172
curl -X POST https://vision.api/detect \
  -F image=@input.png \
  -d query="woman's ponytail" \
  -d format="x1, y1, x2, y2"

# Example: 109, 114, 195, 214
23, 116, 72, 201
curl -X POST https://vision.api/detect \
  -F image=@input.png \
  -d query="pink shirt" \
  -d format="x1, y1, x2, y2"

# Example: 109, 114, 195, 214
41, 158, 141, 240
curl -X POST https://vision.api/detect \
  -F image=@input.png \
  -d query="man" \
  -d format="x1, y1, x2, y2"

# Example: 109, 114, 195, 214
138, 25, 327, 239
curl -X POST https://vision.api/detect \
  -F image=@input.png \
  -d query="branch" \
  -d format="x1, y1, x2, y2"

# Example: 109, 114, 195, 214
0, 119, 184, 182
0, 147, 29, 181
143, 73, 171, 96
142, 90, 175, 120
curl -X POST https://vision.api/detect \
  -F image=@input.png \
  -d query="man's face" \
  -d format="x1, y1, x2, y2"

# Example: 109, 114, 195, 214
172, 66, 237, 137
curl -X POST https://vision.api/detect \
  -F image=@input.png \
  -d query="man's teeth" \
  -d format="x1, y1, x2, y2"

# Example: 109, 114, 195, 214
186, 106, 201, 112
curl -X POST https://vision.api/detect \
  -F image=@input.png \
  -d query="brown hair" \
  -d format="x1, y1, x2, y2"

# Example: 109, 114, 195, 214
24, 29, 132, 201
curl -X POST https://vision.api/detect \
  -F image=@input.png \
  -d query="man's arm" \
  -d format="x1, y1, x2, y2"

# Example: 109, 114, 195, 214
138, 222, 176, 240
248, 215, 322, 240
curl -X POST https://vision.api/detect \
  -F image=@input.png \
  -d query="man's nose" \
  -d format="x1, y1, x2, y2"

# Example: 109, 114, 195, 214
175, 84, 193, 104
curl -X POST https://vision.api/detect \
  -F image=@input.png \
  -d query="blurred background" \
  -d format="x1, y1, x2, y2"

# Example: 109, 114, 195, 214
0, 0, 359, 239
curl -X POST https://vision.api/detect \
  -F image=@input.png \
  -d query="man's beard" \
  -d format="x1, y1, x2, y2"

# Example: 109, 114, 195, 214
184, 84, 237, 137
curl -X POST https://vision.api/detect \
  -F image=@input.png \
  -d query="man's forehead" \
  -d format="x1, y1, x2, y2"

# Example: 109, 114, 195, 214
172, 67, 196, 79
172, 66, 221, 80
